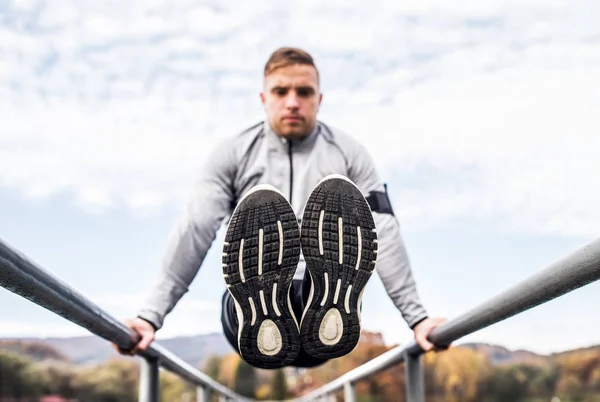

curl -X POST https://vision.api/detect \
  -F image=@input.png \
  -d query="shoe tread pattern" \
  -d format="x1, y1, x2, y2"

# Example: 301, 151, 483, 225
300, 178, 378, 360
222, 189, 301, 369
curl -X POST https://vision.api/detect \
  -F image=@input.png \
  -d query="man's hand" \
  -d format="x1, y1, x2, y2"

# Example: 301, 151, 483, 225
113, 317, 156, 356
413, 317, 448, 352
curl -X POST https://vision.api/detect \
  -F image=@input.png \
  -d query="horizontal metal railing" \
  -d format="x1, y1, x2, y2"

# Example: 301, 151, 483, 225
0, 238, 248, 402
299, 237, 600, 402
2, 235, 600, 401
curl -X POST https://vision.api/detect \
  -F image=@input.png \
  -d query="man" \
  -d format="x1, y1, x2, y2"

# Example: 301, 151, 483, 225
118, 47, 446, 369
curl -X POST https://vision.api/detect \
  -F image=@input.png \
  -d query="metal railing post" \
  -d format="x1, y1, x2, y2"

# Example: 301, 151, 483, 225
196, 386, 207, 402
405, 352, 424, 402
139, 357, 160, 402
343, 382, 356, 402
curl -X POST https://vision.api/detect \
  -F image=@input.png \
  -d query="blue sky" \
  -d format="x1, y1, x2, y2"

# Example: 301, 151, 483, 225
1, 0, 600, 355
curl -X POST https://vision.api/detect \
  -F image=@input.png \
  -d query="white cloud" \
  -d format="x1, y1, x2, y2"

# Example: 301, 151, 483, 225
1, 0, 599, 237
321, 40, 600, 236
37, 0, 79, 27
185, 5, 244, 37
0, 321, 89, 338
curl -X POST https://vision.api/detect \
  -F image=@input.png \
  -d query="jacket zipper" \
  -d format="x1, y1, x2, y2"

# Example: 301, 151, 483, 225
288, 140, 293, 204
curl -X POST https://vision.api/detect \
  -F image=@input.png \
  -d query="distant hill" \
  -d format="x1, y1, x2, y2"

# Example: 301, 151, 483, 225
0, 332, 235, 368
550, 343, 600, 358
459, 342, 548, 366
0, 339, 70, 362
2, 332, 598, 373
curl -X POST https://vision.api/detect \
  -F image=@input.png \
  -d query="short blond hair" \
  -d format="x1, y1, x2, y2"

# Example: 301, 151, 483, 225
264, 47, 319, 79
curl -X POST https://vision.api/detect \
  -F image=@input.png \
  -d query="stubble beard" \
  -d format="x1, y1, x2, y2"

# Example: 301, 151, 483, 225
275, 120, 315, 140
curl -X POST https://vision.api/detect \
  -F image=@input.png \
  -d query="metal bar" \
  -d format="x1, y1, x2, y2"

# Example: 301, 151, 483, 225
0, 239, 137, 350
295, 348, 407, 401
139, 357, 160, 402
407, 237, 600, 355
196, 386, 207, 402
0, 238, 249, 401
298, 237, 600, 401
343, 382, 355, 402
405, 352, 424, 402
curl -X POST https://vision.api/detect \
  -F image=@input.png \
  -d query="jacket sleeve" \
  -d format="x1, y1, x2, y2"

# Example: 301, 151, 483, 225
347, 140, 429, 329
137, 139, 237, 330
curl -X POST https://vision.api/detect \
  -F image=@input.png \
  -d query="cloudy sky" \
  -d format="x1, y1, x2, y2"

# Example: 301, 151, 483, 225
1, 0, 600, 356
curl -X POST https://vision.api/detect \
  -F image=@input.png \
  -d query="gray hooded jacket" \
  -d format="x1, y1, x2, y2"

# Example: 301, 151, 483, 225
137, 121, 429, 330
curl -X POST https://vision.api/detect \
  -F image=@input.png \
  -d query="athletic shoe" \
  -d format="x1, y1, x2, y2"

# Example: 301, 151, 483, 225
222, 184, 301, 369
299, 174, 378, 360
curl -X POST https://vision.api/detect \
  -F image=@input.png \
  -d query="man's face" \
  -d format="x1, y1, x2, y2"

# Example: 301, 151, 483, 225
260, 64, 322, 139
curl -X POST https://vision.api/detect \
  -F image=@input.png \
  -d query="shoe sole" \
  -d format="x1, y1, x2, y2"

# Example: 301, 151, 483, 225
299, 174, 378, 360
222, 185, 301, 369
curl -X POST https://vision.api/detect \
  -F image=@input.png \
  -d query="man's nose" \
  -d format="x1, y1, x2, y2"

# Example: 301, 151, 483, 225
285, 94, 300, 108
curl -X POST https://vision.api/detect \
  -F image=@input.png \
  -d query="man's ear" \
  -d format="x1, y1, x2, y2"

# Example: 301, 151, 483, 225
260, 92, 266, 105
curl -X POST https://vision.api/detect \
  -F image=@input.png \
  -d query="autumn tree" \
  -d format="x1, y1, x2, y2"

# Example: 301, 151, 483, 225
555, 374, 584, 400
28, 360, 79, 398
271, 368, 288, 400
204, 354, 222, 380
423, 347, 490, 402
234, 358, 257, 398
483, 365, 529, 402
0, 350, 48, 398
218, 353, 240, 388
527, 366, 558, 397
159, 370, 196, 402
72, 358, 139, 402
589, 367, 600, 391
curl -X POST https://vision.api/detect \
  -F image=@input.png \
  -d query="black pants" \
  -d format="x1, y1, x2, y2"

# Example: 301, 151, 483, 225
220, 276, 329, 368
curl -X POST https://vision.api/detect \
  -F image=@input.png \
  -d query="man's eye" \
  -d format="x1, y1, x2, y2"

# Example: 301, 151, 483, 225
275, 89, 287, 96
297, 89, 312, 97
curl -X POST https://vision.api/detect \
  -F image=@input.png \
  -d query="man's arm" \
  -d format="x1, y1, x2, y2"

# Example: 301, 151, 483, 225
137, 139, 237, 330
343, 139, 426, 327
343, 136, 447, 350
369, 211, 429, 328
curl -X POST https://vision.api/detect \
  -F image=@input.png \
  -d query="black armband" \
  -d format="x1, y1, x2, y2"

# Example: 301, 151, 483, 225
366, 183, 395, 216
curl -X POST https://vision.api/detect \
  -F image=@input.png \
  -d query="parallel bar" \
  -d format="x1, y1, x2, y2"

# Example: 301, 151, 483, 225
343, 382, 355, 402
405, 353, 424, 402
295, 347, 406, 401
298, 237, 600, 401
0, 239, 136, 350
0, 238, 248, 401
4, 235, 600, 402
409, 237, 600, 355
139, 357, 160, 402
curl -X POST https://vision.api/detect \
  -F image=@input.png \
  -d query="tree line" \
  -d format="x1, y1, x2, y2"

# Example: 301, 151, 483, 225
1, 332, 600, 401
